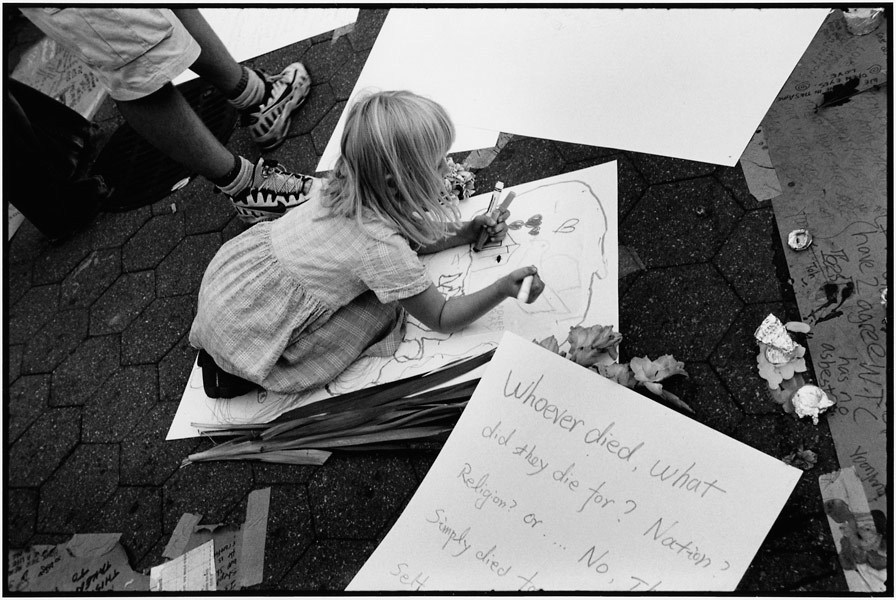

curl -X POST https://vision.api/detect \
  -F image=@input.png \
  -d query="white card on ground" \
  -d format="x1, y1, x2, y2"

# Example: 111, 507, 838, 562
169, 162, 618, 439
318, 8, 828, 171
173, 9, 359, 85
348, 332, 802, 592
149, 539, 216, 592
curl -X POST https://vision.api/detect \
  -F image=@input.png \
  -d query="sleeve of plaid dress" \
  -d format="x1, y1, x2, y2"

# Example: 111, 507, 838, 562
356, 230, 432, 304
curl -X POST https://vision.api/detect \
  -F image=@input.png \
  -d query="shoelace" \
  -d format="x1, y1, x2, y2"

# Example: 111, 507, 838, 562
259, 160, 307, 197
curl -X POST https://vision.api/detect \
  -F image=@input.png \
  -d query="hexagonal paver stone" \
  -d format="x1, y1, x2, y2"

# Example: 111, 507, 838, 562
82, 365, 158, 443
714, 163, 764, 211
710, 301, 798, 415
181, 184, 237, 236
59, 249, 121, 308
714, 208, 786, 304
8, 285, 60, 345
347, 8, 388, 52
6, 488, 38, 549
90, 271, 155, 335
70, 486, 163, 566
307, 454, 418, 539
478, 136, 567, 188
727, 414, 784, 457
298, 36, 355, 86
37, 443, 119, 532
120, 402, 201, 486
622, 177, 744, 268
286, 83, 337, 138
121, 295, 195, 365
86, 205, 153, 248
738, 545, 842, 592
7, 407, 81, 487
222, 214, 251, 244
8, 374, 50, 444
156, 234, 221, 297
250, 485, 315, 589
331, 52, 369, 101
122, 212, 185, 272
7, 220, 51, 265
627, 151, 717, 185
8, 344, 24, 384
272, 133, 321, 178
31, 233, 96, 285
620, 263, 743, 362
161, 461, 254, 531
158, 334, 198, 403
665, 362, 744, 437
51, 335, 120, 407
7, 259, 32, 306
311, 101, 347, 155
252, 462, 318, 487
21, 308, 89, 375
277, 539, 377, 591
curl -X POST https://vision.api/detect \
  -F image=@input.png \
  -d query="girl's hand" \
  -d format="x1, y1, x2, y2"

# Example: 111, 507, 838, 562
502, 266, 545, 303
472, 206, 509, 245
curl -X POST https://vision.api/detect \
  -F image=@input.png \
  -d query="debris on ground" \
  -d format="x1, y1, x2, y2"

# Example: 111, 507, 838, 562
781, 447, 818, 470
754, 313, 835, 423
819, 467, 887, 592
161, 487, 271, 591
791, 384, 835, 425
7, 533, 149, 592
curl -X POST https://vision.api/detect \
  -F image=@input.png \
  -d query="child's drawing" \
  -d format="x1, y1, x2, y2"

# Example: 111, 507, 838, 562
168, 162, 618, 439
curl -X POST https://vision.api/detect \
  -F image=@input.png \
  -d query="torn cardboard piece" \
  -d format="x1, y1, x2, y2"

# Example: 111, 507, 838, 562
161, 487, 271, 591
762, 8, 887, 515
738, 128, 782, 201
819, 467, 887, 592
150, 539, 216, 592
460, 132, 514, 170
7, 533, 149, 592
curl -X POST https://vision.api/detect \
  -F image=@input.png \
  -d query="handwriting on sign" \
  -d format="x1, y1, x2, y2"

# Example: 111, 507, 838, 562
348, 334, 801, 591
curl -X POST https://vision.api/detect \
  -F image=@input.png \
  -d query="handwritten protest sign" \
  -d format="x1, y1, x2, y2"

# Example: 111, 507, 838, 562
348, 333, 801, 591
761, 11, 887, 516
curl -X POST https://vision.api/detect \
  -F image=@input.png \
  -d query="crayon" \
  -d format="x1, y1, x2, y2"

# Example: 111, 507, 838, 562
473, 181, 504, 252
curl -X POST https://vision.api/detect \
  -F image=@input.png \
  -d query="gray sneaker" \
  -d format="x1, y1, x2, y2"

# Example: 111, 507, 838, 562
225, 157, 319, 224
247, 62, 311, 151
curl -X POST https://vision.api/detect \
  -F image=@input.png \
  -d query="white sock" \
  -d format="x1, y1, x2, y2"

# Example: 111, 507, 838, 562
218, 156, 255, 196
228, 68, 266, 110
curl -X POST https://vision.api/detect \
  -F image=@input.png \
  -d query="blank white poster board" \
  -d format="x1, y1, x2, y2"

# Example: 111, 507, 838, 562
168, 162, 617, 439
348, 332, 802, 591
173, 9, 359, 85
318, 8, 829, 171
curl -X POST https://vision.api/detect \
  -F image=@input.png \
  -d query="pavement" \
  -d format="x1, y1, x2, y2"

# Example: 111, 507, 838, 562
5, 8, 853, 592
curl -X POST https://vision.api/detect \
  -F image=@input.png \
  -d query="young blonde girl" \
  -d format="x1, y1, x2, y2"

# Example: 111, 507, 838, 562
190, 90, 544, 398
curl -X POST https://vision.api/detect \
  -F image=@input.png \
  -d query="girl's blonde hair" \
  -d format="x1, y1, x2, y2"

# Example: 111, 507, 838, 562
323, 90, 461, 247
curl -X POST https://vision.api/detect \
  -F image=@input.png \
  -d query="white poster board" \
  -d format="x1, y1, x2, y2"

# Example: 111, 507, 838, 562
317, 8, 828, 171
168, 162, 617, 439
173, 9, 359, 85
348, 332, 802, 592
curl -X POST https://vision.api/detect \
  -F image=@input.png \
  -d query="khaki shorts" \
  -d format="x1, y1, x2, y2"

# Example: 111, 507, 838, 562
19, 8, 201, 101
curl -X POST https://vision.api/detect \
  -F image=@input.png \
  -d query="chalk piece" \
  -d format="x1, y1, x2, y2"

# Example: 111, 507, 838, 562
517, 275, 534, 302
